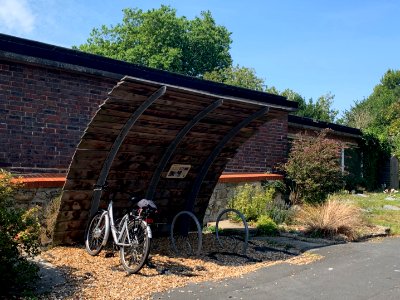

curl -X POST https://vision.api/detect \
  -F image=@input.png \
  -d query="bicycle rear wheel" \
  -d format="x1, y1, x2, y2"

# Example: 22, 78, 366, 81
85, 211, 109, 256
120, 219, 151, 274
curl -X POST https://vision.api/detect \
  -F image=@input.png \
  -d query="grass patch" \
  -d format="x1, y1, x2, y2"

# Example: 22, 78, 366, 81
330, 192, 400, 235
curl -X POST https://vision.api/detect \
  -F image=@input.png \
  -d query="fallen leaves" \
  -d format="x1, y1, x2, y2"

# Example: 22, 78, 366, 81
37, 234, 320, 299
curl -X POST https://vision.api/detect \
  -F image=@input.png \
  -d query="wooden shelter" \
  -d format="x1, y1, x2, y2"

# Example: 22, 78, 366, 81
53, 75, 297, 244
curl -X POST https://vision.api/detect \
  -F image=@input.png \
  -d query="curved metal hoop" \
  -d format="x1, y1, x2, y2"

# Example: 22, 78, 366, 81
215, 208, 249, 254
170, 210, 202, 256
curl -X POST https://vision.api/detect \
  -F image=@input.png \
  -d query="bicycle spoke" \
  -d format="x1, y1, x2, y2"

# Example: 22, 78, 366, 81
120, 219, 151, 274
85, 212, 108, 256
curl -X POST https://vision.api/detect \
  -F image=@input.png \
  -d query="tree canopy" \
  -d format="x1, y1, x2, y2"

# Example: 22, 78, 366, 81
341, 69, 400, 156
279, 90, 338, 122
76, 5, 339, 124
203, 65, 265, 91
204, 66, 338, 122
75, 5, 232, 77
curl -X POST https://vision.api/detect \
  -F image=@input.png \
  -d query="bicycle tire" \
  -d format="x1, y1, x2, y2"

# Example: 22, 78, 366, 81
85, 211, 109, 256
120, 219, 151, 274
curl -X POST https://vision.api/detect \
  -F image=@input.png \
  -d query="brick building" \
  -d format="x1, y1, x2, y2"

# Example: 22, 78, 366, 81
0, 33, 368, 181
1, 34, 374, 242
0, 34, 297, 176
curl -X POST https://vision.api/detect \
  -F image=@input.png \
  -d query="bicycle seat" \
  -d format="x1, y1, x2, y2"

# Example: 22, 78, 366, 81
136, 199, 157, 210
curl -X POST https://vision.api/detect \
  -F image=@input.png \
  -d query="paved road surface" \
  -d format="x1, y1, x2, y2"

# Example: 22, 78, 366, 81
153, 237, 400, 300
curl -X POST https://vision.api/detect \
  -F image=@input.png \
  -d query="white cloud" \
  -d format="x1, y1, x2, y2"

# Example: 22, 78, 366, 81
0, 0, 35, 34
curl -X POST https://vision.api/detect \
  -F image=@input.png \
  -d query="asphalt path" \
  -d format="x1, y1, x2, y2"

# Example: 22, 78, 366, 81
153, 237, 400, 300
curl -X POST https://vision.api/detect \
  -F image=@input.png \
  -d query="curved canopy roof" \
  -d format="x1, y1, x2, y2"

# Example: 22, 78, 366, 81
53, 76, 292, 244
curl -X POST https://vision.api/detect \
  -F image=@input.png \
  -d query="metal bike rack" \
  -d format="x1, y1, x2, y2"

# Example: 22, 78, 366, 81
215, 208, 249, 254
170, 210, 203, 256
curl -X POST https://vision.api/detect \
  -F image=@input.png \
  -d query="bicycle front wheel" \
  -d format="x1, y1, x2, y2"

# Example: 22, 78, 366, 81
85, 211, 109, 256
120, 219, 151, 274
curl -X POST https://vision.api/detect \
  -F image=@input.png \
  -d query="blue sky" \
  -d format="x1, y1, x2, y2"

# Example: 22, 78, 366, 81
1, 0, 399, 117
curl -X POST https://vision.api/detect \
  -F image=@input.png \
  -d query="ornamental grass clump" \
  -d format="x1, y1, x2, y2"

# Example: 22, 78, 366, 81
295, 199, 363, 240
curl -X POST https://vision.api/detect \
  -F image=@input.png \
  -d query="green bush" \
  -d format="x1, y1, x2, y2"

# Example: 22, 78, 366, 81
266, 198, 294, 225
360, 133, 391, 191
40, 195, 61, 245
228, 183, 275, 221
256, 215, 278, 236
0, 170, 41, 295
203, 224, 217, 234
282, 129, 345, 204
344, 173, 367, 192
228, 182, 293, 225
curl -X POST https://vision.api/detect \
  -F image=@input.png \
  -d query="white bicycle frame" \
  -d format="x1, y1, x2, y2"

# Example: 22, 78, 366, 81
97, 199, 143, 248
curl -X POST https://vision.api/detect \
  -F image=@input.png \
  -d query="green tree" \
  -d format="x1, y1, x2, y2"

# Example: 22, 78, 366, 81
76, 4, 341, 123
75, 5, 232, 77
203, 65, 265, 90
306, 93, 339, 122
342, 69, 400, 155
268, 88, 338, 122
385, 101, 400, 157
339, 100, 374, 129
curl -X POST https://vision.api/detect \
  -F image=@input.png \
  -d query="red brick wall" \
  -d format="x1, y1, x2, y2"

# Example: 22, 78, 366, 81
0, 60, 115, 173
225, 112, 288, 173
0, 59, 290, 175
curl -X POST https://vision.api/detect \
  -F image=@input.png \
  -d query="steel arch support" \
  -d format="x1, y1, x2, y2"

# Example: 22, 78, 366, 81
145, 99, 223, 200
89, 86, 167, 217
185, 107, 269, 212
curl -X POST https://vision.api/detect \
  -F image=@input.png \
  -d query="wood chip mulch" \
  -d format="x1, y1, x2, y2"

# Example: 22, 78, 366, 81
36, 234, 323, 299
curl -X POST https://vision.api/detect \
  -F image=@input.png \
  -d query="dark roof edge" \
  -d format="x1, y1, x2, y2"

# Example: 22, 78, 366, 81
0, 33, 298, 110
288, 115, 362, 138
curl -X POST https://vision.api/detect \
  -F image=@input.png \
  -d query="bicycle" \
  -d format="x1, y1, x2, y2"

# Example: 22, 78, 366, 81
84, 183, 157, 274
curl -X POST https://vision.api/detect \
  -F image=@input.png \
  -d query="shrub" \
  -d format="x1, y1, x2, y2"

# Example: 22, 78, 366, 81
40, 195, 61, 245
228, 183, 274, 221
203, 224, 217, 234
344, 174, 368, 193
256, 215, 278, 236
228, 182, 294, 225
0, 170, 41, 295
266, 198, 294, 225
282, 129, 345, 204
294, 199, 363, 240
360, 133, 391, 191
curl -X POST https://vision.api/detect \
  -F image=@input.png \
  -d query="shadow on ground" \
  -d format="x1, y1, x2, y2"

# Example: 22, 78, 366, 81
31, 226, 389, 299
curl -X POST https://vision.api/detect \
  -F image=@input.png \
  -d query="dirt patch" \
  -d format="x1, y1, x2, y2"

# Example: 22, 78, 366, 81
35, 234, 318, 299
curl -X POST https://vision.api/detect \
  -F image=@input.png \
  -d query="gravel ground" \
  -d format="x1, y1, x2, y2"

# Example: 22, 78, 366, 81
34, 234, 322, 300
